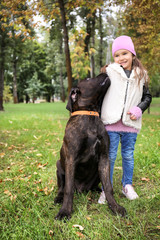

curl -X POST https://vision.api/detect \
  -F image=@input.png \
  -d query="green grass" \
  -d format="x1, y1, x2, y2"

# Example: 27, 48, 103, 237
0, 99, 160, 240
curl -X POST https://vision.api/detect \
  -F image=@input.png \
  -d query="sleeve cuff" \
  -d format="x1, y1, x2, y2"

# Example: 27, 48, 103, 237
129, 106, 142, 120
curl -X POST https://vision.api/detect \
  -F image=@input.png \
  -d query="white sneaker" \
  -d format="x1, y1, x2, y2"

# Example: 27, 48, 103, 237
122, 184, 139, 200
98, 191, 106, 204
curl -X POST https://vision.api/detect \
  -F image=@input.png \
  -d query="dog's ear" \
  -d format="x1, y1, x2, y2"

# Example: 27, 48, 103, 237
66, 87, 80, 112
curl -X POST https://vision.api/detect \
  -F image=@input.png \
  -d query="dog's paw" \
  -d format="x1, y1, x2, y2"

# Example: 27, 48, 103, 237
116, 205, 127, 217
55, 209, 71, 221
110, 204, 127, 217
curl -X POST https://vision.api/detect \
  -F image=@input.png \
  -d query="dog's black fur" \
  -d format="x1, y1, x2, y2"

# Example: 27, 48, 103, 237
54, 73, 126, 220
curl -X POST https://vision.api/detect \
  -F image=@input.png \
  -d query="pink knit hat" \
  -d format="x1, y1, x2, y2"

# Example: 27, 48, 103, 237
112, 35, 136, 57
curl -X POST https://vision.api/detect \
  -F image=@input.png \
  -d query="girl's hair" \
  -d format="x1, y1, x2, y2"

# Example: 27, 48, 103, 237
101, 56, 149, 87
132, 56, 149, 86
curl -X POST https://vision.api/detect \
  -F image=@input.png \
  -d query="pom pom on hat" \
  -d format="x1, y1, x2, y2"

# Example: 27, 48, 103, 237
112, 35, 136, 57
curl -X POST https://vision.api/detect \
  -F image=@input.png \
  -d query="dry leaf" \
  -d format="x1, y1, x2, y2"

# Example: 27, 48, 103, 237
34, 135, 42, 140
156, 226, 160, 230
37, 186, 43, 192
37, 162, 48, 169
0, 142, 8, 147
115, 166, 122, 170
76, 232, 85, 238
4, 190, 12, 196
36, 153, 42, 157
73, 225, 84, 231
49, 230, 54, 236
141, 177, 150, 182
34, 179, 42, 184
0, 152, 5, 158
86, 216, 91, 220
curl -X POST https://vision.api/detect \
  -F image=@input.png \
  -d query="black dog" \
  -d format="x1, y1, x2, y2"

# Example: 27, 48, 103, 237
54, 73, 126, 220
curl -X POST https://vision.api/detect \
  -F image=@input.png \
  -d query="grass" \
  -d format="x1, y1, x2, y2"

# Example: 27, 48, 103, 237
0, 99, 160, 240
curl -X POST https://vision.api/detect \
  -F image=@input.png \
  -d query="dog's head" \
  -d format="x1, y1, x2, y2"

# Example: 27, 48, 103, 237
66, 73, 110, 113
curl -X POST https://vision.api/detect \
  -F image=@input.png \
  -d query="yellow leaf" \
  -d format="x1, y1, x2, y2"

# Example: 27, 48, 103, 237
141, 177, 150, 182
36, 153, 42, 157
73, 225, 84, 230
0, 153, 5, 158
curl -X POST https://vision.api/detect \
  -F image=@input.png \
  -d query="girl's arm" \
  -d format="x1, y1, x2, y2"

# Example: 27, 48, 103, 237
127, 85, 152, 120
137, 85, 152, 113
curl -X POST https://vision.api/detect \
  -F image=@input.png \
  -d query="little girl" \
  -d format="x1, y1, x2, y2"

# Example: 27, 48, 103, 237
98, 35, 152, 203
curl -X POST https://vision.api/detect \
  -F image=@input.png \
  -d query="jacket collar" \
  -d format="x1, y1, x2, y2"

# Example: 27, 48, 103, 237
108, 63, 137, 80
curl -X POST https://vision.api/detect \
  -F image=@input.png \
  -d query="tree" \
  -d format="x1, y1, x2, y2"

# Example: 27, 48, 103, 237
25, 72, 45, 103
0, 0, 36, 110
115, 0, 160, 96
39, 0, 106, 94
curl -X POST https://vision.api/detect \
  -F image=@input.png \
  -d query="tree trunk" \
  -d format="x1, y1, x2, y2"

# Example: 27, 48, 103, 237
90, 11, 96, 78
99, 9, 103, 68
0, 37, 5, 111
13, 52, 18, 104
59, 34, 65, 102
58, 0, 72, 95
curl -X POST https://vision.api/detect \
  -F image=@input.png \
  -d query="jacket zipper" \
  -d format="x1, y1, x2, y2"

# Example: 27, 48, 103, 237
122, 80, 129, 117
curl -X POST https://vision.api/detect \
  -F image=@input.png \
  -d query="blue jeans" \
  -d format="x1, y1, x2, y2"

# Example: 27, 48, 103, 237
107, 131, 137, 187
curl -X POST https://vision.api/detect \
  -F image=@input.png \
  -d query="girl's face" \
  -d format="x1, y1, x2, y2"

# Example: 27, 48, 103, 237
113, 49, 133, 70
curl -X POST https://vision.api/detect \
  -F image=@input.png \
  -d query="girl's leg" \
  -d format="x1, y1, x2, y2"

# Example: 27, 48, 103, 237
121, 132, 137, 187
98, 131, 120, 204
107, 131, 120, 185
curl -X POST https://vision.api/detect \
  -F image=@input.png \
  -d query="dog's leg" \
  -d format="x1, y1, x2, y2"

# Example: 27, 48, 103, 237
99, 154, 127, 217
54, 160, 65, 204
55, 156, 75, 220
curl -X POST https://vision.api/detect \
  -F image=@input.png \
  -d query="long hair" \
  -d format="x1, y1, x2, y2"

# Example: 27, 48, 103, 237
132, 56, 149, 86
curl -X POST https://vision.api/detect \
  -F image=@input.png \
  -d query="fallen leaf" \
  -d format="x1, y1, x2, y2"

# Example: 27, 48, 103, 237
4, 178, 13, 182
156, 226, 160, 230
73, 225, 84, 231
23, 128, 29, 131
37, 162, 48, 169
86, 216, 91, 220
8, 145, 16, 150
115, 166, 122, 170
34, 179, 42, 184
0, 153, 5, 158
37, 187, 43, 192
49, 230, 54, 236
0, 142, 8, 147
33, 135, 42, 140
76, 232, 85, 238
36, 153, 42, 157
10, 195, 17, 201
141, 177, 150, 182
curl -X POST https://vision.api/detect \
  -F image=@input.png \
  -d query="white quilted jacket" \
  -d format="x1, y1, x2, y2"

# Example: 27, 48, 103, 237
101, 63, 145, 130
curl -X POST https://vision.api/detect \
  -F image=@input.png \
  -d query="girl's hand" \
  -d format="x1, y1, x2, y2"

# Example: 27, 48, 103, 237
127, 111, 137, 120
127, 106, 142, 121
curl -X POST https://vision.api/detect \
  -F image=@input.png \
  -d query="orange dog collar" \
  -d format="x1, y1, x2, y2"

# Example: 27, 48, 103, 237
71, 111, 99, 117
